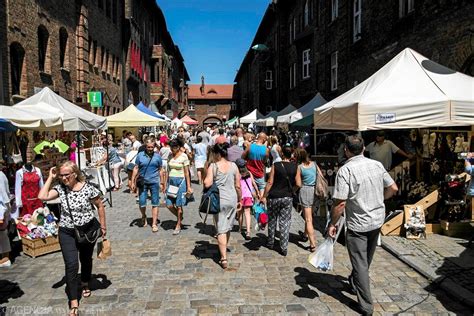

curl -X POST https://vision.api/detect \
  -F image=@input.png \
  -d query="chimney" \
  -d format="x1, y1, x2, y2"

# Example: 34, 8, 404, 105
200, 75, 205, 96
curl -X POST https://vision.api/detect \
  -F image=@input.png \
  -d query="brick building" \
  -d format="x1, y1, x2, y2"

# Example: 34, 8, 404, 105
0, 0, 188, 117
123, 0, 189, 117
235, 0, 474, 117
188, 77, 237, 126
0, 0, 125, 115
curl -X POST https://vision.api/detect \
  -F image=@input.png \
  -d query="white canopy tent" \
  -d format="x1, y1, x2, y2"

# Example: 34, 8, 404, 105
314, 48, 474, 131
277, 93, 327, 124
240, 109, 263, 124
255, 111, 278, 127
106, 104, 166, 127
255, 104, 297, 127
2, 87, 107, 131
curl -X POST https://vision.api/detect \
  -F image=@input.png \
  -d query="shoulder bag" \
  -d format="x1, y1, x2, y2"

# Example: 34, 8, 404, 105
136, 153, 153, 188
314, 163, 329, 200
64, 184, 102, 244
280, 162, 299, 209
199, 163, 221, 223
126, 152, 139, 172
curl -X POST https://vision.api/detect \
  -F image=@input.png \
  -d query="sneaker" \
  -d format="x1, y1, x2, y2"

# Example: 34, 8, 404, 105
0, 260, 11, 267
280, 249, 288, 257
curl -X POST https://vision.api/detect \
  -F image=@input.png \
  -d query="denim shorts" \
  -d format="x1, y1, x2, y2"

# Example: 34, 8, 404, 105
254, 176, 266, 191
166, 177, 187, 207
138, 182, 160, 207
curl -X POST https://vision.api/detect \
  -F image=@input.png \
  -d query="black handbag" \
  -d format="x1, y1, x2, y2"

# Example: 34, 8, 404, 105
64, 185, 102, 244
280, 162, 299, 209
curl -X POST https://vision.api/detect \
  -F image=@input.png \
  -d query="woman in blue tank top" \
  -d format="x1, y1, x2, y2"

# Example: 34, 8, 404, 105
295, 148, 317, 252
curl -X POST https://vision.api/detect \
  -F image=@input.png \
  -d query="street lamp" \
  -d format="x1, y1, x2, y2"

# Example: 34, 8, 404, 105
251, 44, 270, 52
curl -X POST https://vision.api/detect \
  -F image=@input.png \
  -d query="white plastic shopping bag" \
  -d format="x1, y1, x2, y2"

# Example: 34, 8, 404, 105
308, 237, 334, 271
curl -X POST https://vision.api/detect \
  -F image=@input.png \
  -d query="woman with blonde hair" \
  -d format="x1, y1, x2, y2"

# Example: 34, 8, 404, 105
38, 161, 106, 316
268, 135, 282, 164
295, 148, 317, 252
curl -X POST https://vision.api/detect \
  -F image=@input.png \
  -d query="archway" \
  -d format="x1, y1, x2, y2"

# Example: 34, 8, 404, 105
203, 116, 222, 126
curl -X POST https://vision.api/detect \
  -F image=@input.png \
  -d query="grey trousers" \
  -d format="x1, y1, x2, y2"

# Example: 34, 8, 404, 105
346, 228, 380, 314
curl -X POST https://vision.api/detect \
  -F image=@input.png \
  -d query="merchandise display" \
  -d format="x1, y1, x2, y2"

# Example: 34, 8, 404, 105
16, 207, 58, 240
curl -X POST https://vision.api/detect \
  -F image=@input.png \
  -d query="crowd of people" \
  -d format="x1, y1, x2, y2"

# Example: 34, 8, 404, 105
0, 124, 407, 316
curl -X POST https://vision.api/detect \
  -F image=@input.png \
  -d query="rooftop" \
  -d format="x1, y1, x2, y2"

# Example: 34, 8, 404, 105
188, 84, 235, 100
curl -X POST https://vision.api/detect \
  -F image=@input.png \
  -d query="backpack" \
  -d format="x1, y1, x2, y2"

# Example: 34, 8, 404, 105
199, 163, 220, 223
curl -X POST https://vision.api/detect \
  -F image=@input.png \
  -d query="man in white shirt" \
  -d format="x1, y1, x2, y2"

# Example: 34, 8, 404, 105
365, 131, 412, 170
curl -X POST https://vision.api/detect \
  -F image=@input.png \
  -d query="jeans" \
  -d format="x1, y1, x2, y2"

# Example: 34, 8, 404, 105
138, 182, 160, 207
58, 227, 96, 301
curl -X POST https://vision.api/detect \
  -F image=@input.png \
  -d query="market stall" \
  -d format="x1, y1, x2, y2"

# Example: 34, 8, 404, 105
181, 115, 199, 126
255, 111, 278, 127
0, 87, 108, 256
277, 93, 327, 125
240, 109, 263, 124
313, 48, 474, 238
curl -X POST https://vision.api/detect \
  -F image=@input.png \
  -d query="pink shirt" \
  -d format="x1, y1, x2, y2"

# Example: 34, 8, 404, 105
240, 176, 254, 198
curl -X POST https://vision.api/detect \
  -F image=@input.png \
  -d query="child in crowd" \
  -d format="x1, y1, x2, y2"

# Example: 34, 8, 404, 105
235, 158, 260, 240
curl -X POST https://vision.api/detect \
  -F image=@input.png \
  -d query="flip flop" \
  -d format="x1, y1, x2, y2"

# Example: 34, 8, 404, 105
82, 287, 91, 298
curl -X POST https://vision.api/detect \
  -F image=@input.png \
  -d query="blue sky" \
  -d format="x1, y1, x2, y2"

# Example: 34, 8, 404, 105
157, 0, 270, 84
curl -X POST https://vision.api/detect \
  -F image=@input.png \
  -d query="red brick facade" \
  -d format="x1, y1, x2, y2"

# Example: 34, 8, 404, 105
188, 80, 237, 126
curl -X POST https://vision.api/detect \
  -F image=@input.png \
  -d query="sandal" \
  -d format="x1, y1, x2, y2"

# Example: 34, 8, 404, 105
152, 225, 159, 233
309, 245, 317, 253
219, 258, 228, 269
299, 231, 308, 242
245, 231, 251, 240
69, 306, 78, 315
142, 216, 148, 227
82, 287, 91, 298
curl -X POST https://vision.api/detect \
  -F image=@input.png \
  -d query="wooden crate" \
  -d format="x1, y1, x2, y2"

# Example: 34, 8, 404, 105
381, 211, 404, 236
21, 236, 60, 258
425, 223, 442, 234
440, 220, 474, 237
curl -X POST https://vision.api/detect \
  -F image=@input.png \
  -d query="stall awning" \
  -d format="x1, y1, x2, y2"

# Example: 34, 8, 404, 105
240, 109, 263, 124
225, 116, 239, 125
277, 93, 327, 124
107, 104, 166, 127
0, 87, 107, 131
314, 48, 474, 131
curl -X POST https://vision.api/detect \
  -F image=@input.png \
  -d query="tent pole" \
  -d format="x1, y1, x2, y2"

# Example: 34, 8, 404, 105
76, 132, 81, 171
105, 139, 113, 207
314, 128, 317, 155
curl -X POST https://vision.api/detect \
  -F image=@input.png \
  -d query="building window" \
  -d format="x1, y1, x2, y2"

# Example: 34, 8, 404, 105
331, 51, 338, 91
10, 43, 25, 96
101, 46, 106, 72
112, 0, 117, 24
37, 25, 50, 72
399, 0, 415, 17
105, 0, 111, 18
231, 101, 237, 111
265, 70, 273, 90
331, 0, 338, 21
304, 0, 310, 27
274, 32, 278, 50
290, 63, 297, 89
353, 0, 362, 42
188, 102, 195, 111
292, 17, 296, 40
302, 49, 311, 79
93, 41, 98, 67
289, 21, 293, 43
98, 0, 103, 9
59, 28, 69, 69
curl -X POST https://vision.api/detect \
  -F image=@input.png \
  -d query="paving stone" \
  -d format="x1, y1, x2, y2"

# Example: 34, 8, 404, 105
1, 183, 472, 314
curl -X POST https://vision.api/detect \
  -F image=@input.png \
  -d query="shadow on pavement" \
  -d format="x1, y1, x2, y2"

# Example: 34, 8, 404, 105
160, 220, 190, 231
0, 280, 24, 304
194, 222, 216, 237
191, 240, 220, 266
421, 240, 474, 314
293, 267, 360, 313
242, 233, 266, 251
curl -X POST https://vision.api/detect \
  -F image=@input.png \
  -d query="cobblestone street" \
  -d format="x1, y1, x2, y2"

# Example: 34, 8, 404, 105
1, 182, 473, 315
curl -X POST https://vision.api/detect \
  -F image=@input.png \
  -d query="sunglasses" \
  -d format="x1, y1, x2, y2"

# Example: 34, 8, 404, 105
59, 173, 72, 178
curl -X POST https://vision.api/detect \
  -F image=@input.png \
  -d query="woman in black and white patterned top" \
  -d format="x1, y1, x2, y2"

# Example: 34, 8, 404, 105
39, 161, 106, 316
